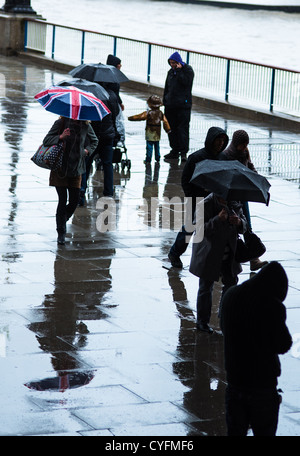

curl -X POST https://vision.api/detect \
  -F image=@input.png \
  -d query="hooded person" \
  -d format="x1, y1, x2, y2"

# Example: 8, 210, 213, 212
128, 95, 171, 163
220, 261, 292, 436
163, 51, 194, 162
168, 126, 229, 268
220, 129, 268, 272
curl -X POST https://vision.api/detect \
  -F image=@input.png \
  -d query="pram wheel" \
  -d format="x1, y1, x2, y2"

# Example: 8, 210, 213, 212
121, 159, 131, 171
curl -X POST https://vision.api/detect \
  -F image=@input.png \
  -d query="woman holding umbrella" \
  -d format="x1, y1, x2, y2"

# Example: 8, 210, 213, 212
35, 85, 111, 245
43, 117, 98, 245
190, 193, 247, 333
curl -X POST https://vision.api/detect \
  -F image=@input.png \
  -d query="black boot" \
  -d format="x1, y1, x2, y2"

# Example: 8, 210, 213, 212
57, 232, 66, 245
78, 190, 86, 207
164, 151, 179, 160
56, 214, 66, 245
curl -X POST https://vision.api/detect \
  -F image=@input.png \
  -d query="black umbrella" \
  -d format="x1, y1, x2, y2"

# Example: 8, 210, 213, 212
190, 159, 271, 204
56, 78, 110, 102
69, 63, 129, 83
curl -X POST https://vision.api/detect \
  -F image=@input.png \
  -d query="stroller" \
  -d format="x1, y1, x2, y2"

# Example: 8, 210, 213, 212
112, 141, 131, 171
95, 105, 131, 171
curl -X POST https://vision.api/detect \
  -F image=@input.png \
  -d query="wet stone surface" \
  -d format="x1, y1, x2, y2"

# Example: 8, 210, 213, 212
0, 55, 299, 436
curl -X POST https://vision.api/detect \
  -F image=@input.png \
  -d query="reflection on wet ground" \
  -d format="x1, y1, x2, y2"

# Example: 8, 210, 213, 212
0, 55, 299, 436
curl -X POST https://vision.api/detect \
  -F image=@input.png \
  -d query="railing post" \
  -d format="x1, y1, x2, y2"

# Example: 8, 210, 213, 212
147, 43, 152, 83
225, 59, 231, 102
186, 51, 190, 65
51, 24, 56, 60
24, 20, 28, 52
113, 36, 117, 56
270, 68, 276, 112
81, 30, 85, 64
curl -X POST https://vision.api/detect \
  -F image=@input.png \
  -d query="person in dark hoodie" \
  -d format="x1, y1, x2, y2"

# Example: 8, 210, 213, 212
220, 261, 292, 436
168, 126, 229, 268
220, 129, 268, 272
163, 51, 194, 162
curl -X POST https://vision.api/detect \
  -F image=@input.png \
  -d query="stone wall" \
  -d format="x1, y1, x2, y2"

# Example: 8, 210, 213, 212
0, 13, 25, 55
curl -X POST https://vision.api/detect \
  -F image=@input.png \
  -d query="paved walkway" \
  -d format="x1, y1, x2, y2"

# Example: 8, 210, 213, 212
0, 55, 299, 437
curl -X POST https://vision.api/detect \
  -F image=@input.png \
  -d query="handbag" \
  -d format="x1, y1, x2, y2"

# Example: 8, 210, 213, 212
31, 143, 64, 170
235, 228, 266, 263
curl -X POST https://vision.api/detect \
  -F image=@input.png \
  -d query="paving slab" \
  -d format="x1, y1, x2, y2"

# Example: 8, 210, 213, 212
0, 55, 299, 437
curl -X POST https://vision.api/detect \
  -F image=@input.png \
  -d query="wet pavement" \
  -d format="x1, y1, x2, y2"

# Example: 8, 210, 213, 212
0, 54, 299, 437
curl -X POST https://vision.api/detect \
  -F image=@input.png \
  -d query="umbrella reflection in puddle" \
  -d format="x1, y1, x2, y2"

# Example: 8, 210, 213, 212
25, 371, 95, 392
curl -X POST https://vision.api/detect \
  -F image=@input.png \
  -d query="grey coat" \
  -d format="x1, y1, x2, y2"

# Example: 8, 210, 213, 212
189, 193, 247, 281
43, 117, 98, 177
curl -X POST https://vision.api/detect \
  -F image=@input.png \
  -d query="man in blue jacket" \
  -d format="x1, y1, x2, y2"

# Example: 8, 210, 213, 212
163, 52, 194, 162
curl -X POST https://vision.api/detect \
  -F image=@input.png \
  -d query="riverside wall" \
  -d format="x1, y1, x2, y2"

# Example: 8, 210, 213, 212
1, 12, 300, 132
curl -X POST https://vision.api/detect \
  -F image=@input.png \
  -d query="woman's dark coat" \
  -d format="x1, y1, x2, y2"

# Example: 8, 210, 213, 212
189, 193, 247, 281
43, 117, 98, 177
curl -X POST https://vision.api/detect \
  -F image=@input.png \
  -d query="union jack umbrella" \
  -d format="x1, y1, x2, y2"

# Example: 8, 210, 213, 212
34, 85, 111, 121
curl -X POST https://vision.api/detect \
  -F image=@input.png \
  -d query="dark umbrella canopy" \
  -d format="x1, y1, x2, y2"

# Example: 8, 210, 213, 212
190, 159, 271, 204
57, 78, 110, 102
69, 63, 129, 83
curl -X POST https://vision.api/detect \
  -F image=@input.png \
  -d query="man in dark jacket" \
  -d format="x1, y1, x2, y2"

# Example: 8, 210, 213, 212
168, 126, 229, 268
163, 52, 194, 162
220, 261, 293, 436
80, 85, 120, 202
106, 54, 124, 110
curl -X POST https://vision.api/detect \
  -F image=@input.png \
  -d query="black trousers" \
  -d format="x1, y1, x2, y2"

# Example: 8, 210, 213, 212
225, 384, 281, 436
164, 106, 191, 154
55, 186, 80, 233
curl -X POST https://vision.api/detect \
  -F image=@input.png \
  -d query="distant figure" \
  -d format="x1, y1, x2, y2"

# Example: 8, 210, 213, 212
106, 54, 124, 111
220, 129, 268, 271
128, 95, 171, 163
163, 51, 194, 162
220, 261, 293, 436
189, 193, 247, 333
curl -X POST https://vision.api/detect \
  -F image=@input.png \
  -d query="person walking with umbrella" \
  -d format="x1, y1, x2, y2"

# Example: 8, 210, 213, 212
189, 193, 247, 333
43, 117, 98, 244
80, 82, 120, 202
35, 85, 110, 244
168, 126, 229, 268
106, 54, 125, 111
220, 130, 268, 271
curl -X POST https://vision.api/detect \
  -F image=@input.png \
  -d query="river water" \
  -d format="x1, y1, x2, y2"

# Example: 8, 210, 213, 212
31, 0, 300, 71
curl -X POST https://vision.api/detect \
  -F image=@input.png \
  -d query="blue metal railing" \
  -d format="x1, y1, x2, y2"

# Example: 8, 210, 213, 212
23, 19, 300, 119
